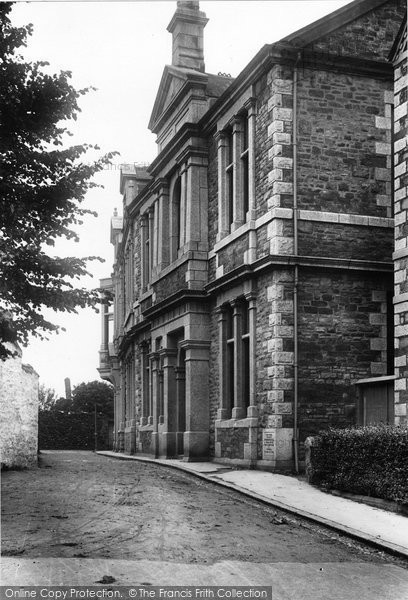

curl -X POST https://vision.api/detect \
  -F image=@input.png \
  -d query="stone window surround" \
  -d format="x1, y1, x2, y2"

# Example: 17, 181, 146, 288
216, 98, 257, 241
139, 154, 208, 290
216, 292, 257, 423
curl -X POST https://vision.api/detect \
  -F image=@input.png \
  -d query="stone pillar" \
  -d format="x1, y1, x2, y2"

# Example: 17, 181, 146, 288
246, 292, 257, 410
141, 215, 149, 289
157, 182, 170, 271
100, 298, 109, 351
160, 348, 178, 458
232, 300, 245, 419
152, 200, 158, 272
246, 98, 257, 220
216, 306, 229, 420
244, 98, 258, 265
148, 208, 154, 279
264, 269, 295, 468
216, 131, 230, 240
181, 340, 210, 461
232, 117, 245, 231
140, 342, 149, 426
117, 364, 125, 453
175, 365, 186, 455
150, 352, 160, 457
179, 165, 187, 250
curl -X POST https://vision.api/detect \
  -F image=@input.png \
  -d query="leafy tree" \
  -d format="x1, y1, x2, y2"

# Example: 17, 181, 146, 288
71, 380, 114, 417
0, 3, 117, 359
38, 383, 58, 411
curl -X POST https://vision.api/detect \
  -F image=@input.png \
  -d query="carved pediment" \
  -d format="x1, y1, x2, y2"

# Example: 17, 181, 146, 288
148, 65, 208, 134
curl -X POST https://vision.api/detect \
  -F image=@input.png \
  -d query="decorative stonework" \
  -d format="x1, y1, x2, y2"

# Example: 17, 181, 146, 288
374, 91, 394, 216
393, 20, 408, 425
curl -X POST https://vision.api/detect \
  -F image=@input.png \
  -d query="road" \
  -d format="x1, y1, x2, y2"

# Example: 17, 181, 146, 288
1, 451, 408, 599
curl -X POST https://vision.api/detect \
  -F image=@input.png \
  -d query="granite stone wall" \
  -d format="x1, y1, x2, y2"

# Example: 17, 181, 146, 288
297, 270, 393, 439
305, 0, 406, 62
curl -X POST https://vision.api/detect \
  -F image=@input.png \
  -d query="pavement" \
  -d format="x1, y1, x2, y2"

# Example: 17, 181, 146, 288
97, 451, 408, 559
2, 558, 408, 599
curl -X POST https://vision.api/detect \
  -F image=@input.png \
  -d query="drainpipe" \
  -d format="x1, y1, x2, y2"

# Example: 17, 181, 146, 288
293, 52, 301, 474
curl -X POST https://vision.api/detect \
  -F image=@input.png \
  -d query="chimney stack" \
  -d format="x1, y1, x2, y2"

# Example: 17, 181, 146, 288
64, 377, 72, 401
167, 1, 208, 72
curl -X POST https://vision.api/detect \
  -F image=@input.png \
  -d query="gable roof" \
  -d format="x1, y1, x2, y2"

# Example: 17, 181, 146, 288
388, 12, 407, 61
148, 64, 233, 133
281, 0, 391, 47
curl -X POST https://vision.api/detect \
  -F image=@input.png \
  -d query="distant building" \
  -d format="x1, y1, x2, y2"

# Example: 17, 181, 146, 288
99, 0, 407, 469
0, 345, 39, 469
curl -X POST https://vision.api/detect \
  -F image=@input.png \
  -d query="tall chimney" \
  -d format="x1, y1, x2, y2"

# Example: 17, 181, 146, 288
64, 377, 72, 401
167, 1, 208, 72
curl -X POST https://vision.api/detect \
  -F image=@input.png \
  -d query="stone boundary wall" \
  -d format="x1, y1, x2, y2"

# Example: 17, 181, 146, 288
0, 351, 39, 469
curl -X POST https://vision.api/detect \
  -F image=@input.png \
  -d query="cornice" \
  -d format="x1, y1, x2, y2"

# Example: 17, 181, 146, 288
205, 255, 393, 295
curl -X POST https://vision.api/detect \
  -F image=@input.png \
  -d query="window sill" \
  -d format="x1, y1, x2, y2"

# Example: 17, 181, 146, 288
215, 416, 258, 428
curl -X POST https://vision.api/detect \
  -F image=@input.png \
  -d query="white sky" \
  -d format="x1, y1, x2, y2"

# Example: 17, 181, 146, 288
11, 0, 349, 397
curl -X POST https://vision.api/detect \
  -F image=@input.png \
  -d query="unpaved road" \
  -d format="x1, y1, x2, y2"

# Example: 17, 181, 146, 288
1, 450, 406, 566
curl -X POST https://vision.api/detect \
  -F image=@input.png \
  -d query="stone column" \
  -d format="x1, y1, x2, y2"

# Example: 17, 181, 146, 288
216, 306, 229, 420
246, 292, 257, 411
232, 117, 244, 231
157, 182, 170, 271
100, 296, 109, 352
246, 98, 257, 220
179, 165, 187, 250
160, 348, 178, 458
140, 342, 149, 426
232, 300, 245, 419
175, 365, 186, 455
216, 131, 230, 240
140, 216, 149, 289
130, 354, 137, 455
152, 200, 159, 273
148, 208, 154, 280
181, 339, 210, 460
150, 351, 160, 457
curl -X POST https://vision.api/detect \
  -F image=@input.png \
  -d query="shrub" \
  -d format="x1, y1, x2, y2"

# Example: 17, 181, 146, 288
38, 411, 111, 450
309, 425, 408, 505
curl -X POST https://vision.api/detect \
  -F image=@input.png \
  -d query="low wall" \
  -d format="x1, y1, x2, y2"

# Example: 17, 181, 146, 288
0, 353, 39, 469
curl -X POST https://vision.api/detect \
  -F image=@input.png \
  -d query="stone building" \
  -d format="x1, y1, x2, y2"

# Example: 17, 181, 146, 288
0, 345, 39, 469
99, 0, 407, 469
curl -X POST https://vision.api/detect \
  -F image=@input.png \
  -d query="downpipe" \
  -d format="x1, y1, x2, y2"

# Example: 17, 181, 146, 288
292, 53, 301, 474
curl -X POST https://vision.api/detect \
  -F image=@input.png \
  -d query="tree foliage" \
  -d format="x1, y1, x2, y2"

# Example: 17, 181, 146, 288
38, 383, 58, 411
0, 3, 117, 358
39, 380, 114, 417
71, 380, 114, 416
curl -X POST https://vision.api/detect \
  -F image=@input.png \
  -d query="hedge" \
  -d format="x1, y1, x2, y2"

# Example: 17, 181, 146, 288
39, 411, 112, 450
308, 426, 408, 505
